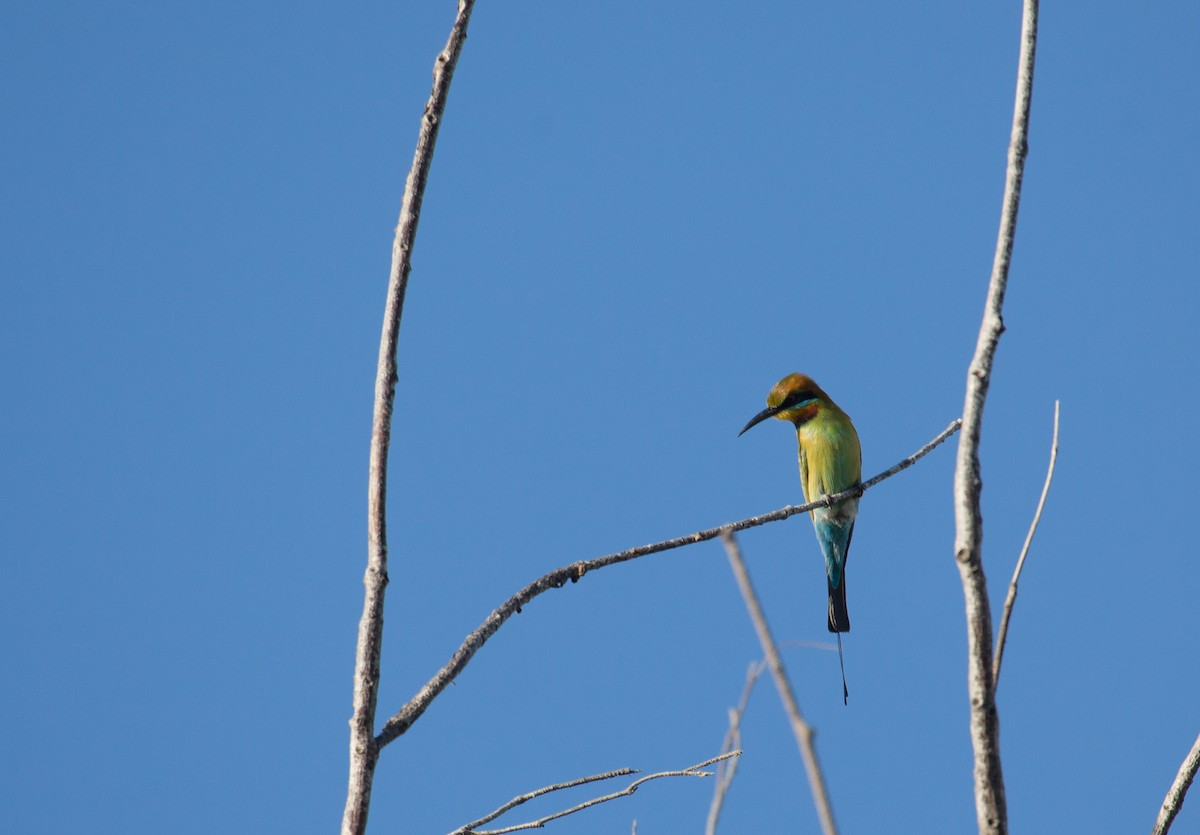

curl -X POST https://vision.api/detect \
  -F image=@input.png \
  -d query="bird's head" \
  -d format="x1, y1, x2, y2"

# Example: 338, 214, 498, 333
738, 373, 827, 436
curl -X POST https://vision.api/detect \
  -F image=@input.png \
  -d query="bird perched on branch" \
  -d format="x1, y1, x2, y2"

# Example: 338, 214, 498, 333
740, 372, 862, 648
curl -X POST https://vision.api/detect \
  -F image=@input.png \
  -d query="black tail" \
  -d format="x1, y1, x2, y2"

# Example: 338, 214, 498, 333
826, 521, 853, 633
827, 573, 850, 633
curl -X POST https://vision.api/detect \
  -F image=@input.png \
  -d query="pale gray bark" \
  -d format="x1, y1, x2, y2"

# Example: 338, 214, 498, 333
951, 1, 1039, 832
343, 3, 477, 833
1153, 732, 1200, 835
993, 401, 1059, 690
450, 753, 739, 835
722, 531, 838, 835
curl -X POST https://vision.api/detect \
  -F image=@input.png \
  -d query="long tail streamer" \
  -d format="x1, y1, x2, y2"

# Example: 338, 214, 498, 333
837, 633, 849, 705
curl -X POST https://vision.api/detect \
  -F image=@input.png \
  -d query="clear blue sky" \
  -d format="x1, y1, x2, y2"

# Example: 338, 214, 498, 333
4, 2, 1198, 833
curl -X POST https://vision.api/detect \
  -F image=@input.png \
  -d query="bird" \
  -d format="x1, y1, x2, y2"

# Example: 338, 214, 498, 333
739, 373, 862, 635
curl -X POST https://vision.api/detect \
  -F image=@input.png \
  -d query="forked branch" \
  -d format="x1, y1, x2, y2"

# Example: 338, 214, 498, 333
706, 662, 764, 835
450, 752, 740, 835
376, 420, 960, 749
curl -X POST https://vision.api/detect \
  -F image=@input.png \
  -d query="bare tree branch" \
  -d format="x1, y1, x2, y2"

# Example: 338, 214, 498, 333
452, 753, 741, 835
721, 530, 838, 835
706, 662, 765, 835
449, 768, 637, 835
1153, 732, 1200, 835
858, 421, 961, 492
343, 3, 477, 833
952, 0, 1038, 831
376, 420, 960, 749
993, 400, 1059, 689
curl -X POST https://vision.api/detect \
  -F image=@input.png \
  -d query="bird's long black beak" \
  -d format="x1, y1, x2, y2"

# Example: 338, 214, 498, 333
738, 406, 781, 437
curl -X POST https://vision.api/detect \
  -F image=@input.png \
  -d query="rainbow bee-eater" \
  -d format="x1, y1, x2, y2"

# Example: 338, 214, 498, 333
739, 373, 862, 635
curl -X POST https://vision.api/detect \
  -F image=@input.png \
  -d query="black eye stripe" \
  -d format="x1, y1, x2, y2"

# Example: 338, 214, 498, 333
781, 390, 817, 409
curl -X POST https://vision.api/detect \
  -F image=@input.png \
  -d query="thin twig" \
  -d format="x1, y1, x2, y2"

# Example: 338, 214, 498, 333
706, 662, 766, 835
449, 768, 637, 835
722, 531, 838, 835
377, 420, 960, 748
1153, 732, 1200, 835
952, 1, 1038, 832
454, 752, 741, 835
993, 400, 1059, 689
779, 639, 839, 653
343, 3, 476, 834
